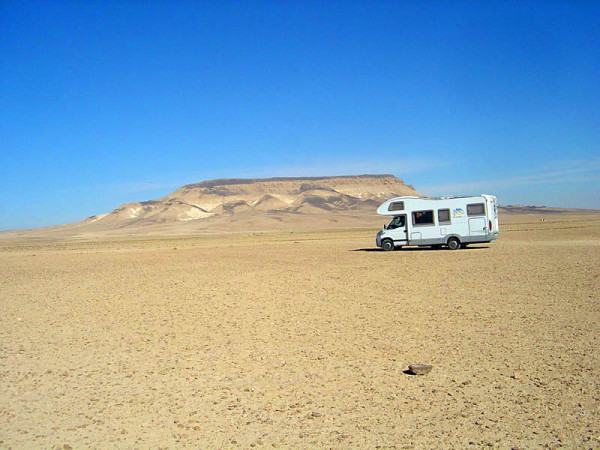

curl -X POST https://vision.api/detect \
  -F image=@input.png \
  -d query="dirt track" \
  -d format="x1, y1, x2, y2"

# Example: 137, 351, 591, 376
1, 215, 599, 448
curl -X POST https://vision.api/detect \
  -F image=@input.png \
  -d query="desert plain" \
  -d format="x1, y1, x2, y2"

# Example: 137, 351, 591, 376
1, 213, 599, 448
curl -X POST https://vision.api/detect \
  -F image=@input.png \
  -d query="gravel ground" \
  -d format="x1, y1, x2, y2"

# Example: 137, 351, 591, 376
1, 216, 599, 448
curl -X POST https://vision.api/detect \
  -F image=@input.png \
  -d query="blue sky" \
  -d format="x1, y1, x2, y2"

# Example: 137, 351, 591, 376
1, 0, 599, 230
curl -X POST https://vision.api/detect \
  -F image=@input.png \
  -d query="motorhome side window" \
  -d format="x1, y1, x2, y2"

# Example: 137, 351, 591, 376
412, 210, 434, 226
467, 203, 485, 216
388, 201, 405, 212
438, 209, 451, 223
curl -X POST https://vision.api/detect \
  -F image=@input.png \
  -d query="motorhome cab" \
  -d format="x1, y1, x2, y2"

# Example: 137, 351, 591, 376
376, 195, 499, 251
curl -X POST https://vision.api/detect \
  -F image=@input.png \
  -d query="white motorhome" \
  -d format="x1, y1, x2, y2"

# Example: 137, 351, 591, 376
375, 195, 499, 250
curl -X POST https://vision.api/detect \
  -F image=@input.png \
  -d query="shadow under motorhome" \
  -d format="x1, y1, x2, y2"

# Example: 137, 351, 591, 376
375, 195, 499, 251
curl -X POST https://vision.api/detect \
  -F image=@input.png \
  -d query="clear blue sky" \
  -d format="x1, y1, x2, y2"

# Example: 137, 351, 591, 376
1, 0, 599, 230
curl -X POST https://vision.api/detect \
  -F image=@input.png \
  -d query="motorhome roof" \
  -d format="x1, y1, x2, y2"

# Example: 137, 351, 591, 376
428, 195, 486, 200
389, 195, 486, 200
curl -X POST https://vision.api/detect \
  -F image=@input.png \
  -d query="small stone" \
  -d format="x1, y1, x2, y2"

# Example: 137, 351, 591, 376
311, 412, 322, 417
511, 372, 522, 380
408, 364, 432, 375
63, 445, 73, 450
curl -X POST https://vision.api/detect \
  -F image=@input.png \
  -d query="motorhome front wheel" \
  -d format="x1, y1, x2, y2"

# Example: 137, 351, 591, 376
381, 240, 394, 251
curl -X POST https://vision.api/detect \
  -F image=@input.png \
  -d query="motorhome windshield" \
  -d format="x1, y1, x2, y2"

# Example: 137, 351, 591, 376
387, 216, 406, 229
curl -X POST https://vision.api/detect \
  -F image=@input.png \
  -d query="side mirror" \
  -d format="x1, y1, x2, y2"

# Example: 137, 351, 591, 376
383, 224, 387, 230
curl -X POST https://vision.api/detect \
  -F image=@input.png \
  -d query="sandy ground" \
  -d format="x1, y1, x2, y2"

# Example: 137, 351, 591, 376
1, 215, 599, 448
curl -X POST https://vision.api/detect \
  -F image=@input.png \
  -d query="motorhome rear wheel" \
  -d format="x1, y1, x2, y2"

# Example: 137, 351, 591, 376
447, 237, 461, 250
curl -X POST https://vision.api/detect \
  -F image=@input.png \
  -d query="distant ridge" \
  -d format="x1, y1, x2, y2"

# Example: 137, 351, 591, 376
2, 176, 600, 244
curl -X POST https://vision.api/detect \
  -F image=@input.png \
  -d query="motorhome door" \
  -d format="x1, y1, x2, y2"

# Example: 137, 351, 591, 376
469, 217, 487, 237
387, 215, 408, 244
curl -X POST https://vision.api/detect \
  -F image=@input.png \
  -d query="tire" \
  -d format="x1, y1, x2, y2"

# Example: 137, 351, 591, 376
381, 239, 395, 251
447, 237, 461, 250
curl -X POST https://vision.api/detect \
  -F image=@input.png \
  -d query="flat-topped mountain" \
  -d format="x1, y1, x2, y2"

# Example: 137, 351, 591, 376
88, 174, 419, 227
0, 175, 420, 242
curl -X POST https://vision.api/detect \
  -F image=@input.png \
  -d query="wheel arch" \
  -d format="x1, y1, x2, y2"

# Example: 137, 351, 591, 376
445, 234, 462, 245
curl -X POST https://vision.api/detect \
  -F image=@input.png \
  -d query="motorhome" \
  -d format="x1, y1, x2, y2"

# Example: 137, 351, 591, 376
375, 195, 499, 250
